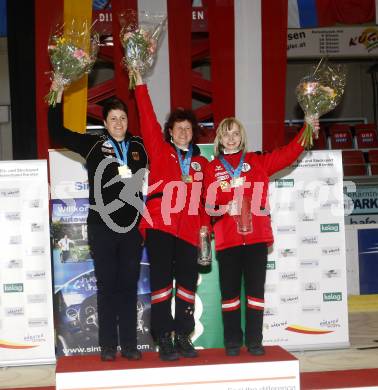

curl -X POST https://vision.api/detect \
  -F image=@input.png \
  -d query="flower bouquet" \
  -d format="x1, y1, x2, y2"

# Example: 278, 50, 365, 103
119, 9, 166, 89
296, 58, 347, 148
45, 20, 99, 106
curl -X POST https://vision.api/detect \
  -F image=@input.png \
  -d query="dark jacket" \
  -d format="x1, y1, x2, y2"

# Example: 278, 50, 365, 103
48, 103, 148, 229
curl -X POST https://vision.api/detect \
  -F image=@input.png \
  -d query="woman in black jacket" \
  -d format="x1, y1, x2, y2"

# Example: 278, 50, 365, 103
48, 86, 147, 361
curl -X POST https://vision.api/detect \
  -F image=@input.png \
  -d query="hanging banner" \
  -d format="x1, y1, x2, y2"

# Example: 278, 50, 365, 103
0, 160, 55, 366
49, 149, 153, 356
265, 150, 349, 349
287, 26, 378, 58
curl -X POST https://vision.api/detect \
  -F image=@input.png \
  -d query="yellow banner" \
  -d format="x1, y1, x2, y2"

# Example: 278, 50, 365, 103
63, 0, 92, 133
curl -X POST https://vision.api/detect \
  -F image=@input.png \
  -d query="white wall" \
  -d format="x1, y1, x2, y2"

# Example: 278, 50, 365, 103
235, 0, 262, 151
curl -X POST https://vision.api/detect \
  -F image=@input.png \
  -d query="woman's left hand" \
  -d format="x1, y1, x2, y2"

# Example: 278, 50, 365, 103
305, 115, 320, 139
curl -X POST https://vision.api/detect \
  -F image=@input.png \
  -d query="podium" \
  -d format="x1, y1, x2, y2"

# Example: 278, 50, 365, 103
56, 347, 299, 390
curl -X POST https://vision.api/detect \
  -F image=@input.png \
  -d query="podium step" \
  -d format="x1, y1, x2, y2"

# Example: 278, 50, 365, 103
56, 346, 299, 390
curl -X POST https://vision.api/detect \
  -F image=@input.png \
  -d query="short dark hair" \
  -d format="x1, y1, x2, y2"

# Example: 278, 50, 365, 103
163, 108, 201, 143
102, 97, 128, 120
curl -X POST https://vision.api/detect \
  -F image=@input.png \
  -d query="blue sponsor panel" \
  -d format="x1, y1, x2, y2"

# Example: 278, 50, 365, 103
0, 0, 6, 37
52, 198, 153, 355
357, 228, 378, 294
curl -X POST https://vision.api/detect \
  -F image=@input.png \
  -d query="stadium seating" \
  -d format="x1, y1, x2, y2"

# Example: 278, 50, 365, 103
354, 124, 378, 149
311, 129, 327, 150
284, 125, 300, 144
329, 124, 354, 149
342, 150, 366, 176
367, 149, 378, 175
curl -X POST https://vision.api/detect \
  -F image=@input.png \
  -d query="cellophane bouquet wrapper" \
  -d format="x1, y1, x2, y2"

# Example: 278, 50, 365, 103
296, 58, 347, 148
119, 9, 166, 89
45, 20, 99, 106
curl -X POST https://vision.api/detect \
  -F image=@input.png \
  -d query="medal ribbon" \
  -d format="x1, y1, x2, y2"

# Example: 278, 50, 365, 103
108, 139, 129, 166
175, 144, 193, 177
219, 153, 245, 179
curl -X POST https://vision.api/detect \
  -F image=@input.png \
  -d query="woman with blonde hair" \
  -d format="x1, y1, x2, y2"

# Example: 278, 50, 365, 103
203, 116, 318, 356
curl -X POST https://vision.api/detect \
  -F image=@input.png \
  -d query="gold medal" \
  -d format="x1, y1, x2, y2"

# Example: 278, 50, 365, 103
182, 175, 193, 183
118, 165, 132, 178
220, 180, 230, 190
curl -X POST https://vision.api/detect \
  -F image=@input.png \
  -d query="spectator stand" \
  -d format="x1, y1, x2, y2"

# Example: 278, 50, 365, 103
285, 118, 378, 182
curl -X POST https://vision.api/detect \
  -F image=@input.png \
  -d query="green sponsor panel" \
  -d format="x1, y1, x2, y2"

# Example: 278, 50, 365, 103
275, 178, 294, 188
198, 144, 215, 162
267, 261, 276, 270
320, 223, 340, 233
195, 247, 224, 348
196, 144, 223, 348
323, 292, 342, 302
4, 283, 23, 293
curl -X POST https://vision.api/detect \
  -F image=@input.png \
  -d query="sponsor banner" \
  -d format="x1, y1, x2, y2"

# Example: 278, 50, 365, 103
357, 228, 378, 294
344, 186, 378, 222
266, 150, 349, 349
0, 160, 55, 366
287, 26, 378, 58
345, 214, 378, 225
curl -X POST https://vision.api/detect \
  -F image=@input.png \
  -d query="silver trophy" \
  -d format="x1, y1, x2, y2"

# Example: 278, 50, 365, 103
198, 226, 212, 266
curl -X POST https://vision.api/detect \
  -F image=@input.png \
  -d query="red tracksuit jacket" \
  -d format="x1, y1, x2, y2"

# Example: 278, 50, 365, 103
203, 128, 305, 251
135, 84, 209, 246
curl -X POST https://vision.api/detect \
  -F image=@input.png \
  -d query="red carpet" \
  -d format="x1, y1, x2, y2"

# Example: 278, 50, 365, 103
5, 369, 378, 390
301, 368, 378, 389
5, 353, 378, 390
56, 346, 296, 373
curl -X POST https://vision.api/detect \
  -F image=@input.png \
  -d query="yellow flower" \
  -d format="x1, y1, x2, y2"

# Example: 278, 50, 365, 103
319, 85, 336, 98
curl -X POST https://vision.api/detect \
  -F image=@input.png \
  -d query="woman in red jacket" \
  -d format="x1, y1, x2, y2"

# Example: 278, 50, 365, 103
203, 117, 318, 357
134, 75, 209, 361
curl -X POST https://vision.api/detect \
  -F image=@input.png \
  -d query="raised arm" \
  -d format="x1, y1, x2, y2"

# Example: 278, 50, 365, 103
260, 118, 319, 176
47, 86, 99, 157
134, 73, 166, 159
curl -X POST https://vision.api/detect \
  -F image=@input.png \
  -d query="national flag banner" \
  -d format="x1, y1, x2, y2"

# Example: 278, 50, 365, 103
288, 0, 377, 28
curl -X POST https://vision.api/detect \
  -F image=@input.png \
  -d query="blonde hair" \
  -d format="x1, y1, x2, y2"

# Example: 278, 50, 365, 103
214, 117, 248, 156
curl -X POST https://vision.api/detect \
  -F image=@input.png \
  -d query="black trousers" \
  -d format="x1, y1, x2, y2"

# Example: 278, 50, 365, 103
146, 229, 198, 338
88, 224, 142, 348
217, 242, 268, 347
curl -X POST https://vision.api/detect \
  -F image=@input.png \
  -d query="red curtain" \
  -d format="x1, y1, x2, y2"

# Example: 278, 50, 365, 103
261, 0, 288, 151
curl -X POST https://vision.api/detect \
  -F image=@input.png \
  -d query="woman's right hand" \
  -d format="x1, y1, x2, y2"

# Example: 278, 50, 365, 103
133, 69, 143, 86
50, 78, 64, 103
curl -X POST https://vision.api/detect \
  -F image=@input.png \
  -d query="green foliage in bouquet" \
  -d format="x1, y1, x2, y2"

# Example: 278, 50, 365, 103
296, 58, 347, 149
45, 20, 99, 106
119, 9, 166, 89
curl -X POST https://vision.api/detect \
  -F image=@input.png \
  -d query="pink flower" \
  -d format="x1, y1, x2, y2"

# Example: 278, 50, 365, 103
73, 49, 85, 59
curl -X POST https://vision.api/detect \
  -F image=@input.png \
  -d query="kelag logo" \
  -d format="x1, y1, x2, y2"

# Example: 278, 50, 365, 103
323, 292, 342, 302
275, 179, 294, 188
266, 261, 276, 270
4, 283, 23, 293
320, 223, 340, 233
